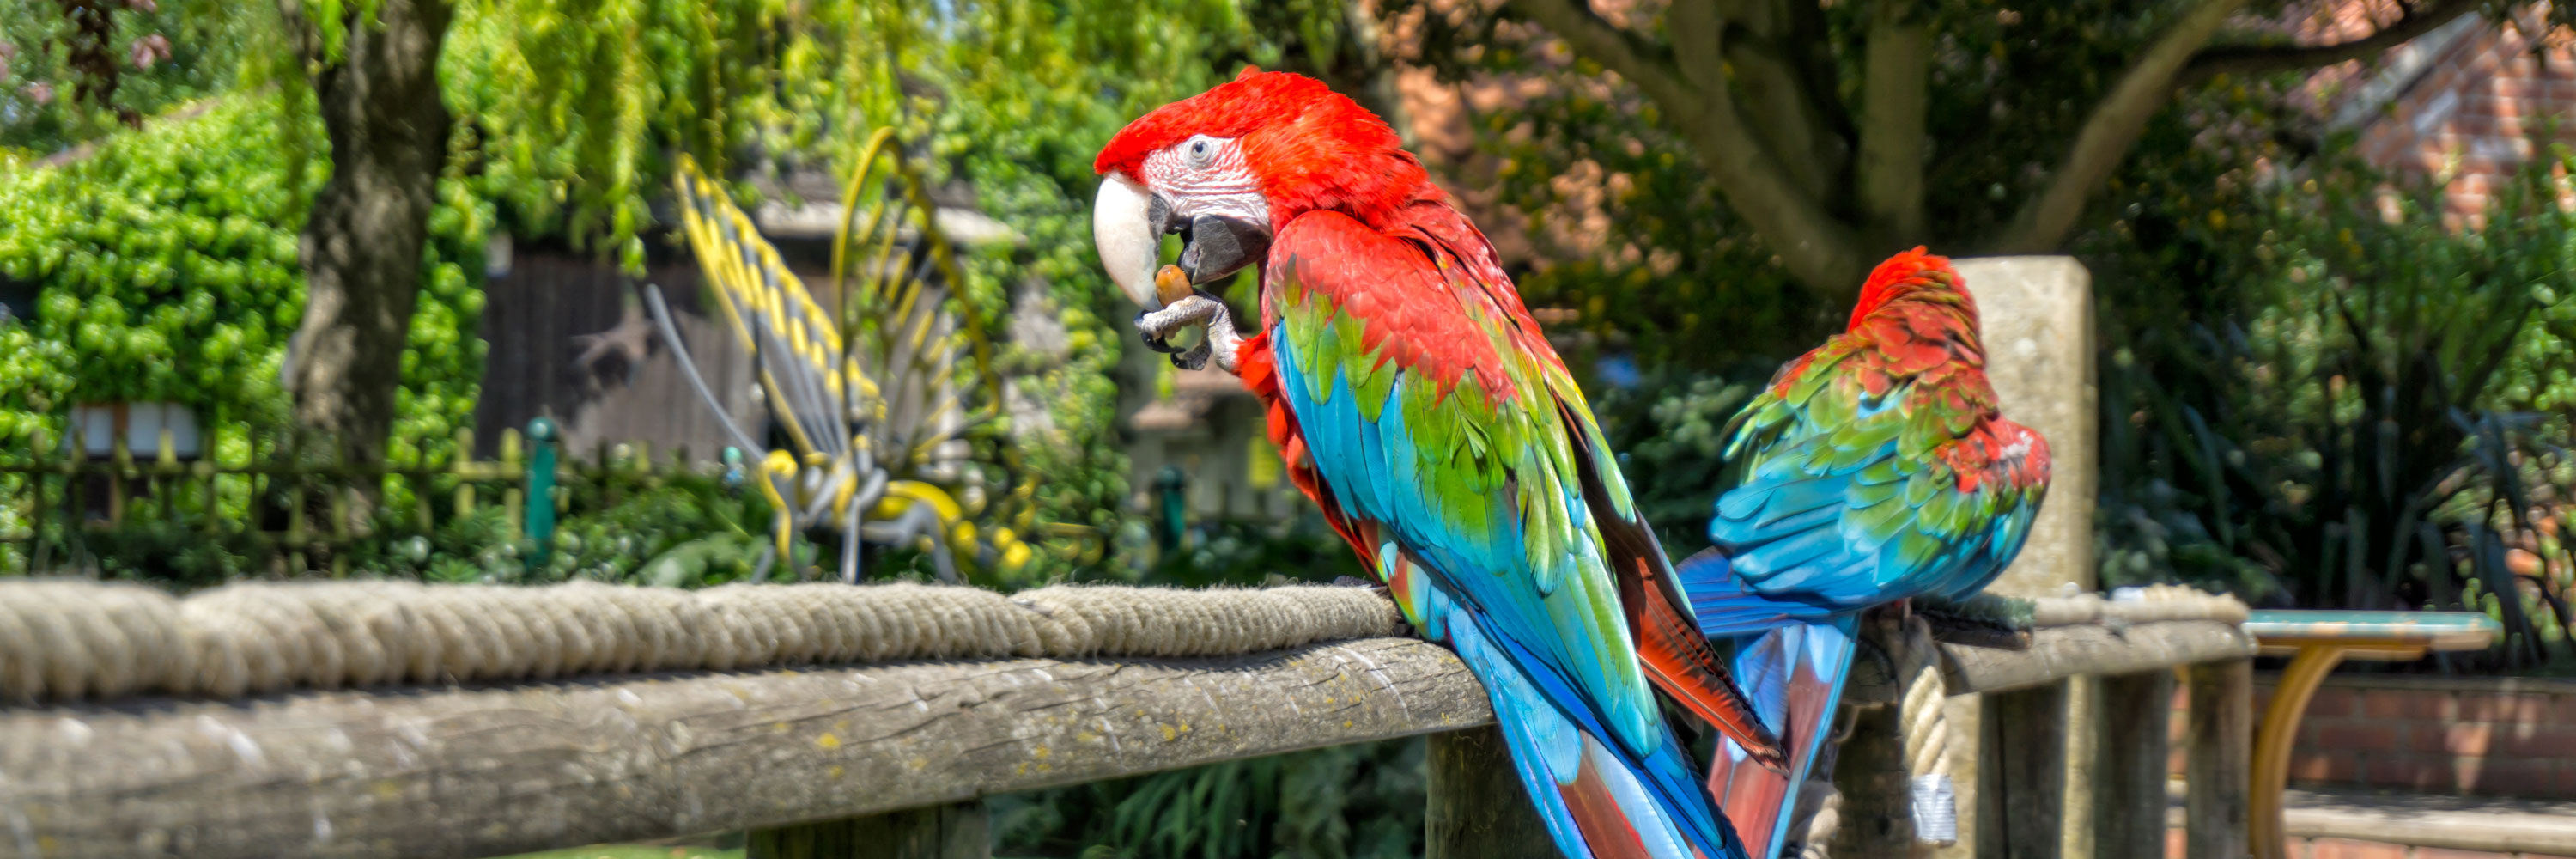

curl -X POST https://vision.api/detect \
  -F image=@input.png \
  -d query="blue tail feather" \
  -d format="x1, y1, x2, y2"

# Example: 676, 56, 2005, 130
1673, 548, 1859, 859
1445, 591, 1751, 859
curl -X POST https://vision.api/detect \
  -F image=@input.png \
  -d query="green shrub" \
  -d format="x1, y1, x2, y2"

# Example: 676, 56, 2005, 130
0, 93, 487, 472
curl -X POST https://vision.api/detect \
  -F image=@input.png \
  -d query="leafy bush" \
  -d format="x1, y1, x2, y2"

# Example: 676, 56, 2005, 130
64, 467, 784, 588
993, 737, 1425, 859
2090, 143, 2576, 667
0, 93, 488, 472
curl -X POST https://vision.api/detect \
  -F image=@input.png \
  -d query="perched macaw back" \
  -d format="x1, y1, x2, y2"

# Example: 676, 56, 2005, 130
1678, 248, 2053, 858
1095, 70, 1773, 859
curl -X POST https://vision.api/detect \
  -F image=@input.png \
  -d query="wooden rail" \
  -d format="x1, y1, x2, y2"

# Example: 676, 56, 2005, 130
0, 614, 2256, 859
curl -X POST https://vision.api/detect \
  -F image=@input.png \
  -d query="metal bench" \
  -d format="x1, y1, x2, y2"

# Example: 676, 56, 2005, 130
2243, 610, 2502, 859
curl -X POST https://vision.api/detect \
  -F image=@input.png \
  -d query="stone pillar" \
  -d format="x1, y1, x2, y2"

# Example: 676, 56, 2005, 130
1952, 256, 2096, 599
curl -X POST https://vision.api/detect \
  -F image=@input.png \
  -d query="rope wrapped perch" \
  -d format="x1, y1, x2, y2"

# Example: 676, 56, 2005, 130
0, 578, 1407, 702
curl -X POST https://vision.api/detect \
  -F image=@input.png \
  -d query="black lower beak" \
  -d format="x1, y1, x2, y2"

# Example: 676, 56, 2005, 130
1176, 214, 1270, 287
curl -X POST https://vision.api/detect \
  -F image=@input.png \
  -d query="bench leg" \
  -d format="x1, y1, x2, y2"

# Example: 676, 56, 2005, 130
2249, 646, 2347, 859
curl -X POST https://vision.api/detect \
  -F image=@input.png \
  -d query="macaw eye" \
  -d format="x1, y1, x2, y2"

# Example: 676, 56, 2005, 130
1183, 135, 1218, 168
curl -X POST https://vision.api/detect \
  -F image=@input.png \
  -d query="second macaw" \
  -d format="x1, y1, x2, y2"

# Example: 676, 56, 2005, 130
1682, 248, 2054, 859
1092, 69, 1777, 859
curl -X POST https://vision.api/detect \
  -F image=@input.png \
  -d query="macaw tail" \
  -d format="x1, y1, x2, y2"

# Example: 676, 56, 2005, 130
1443, 600, 1752, 859
1675, 549, 1859, 859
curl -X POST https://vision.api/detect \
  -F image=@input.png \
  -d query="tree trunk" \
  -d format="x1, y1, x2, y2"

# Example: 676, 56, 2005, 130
280, 0, 453, 517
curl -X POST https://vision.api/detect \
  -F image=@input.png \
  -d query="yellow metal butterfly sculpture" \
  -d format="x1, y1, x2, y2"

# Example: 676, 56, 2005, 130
650, 135, 1033, 582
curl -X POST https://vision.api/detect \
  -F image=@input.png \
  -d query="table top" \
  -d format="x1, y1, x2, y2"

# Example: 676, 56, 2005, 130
2243, 610, 2500, 652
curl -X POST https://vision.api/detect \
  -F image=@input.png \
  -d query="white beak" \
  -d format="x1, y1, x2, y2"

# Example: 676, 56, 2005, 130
1092, 173, 1163, 309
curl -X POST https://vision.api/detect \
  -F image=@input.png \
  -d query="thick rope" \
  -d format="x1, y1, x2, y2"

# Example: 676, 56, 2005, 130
1895, 613, 1961, 848
0, 579, 1406, 703
1795, 780, 1843, 859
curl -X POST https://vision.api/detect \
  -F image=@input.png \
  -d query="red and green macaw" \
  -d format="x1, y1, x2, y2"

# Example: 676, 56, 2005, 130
1679, 247, 2052, 858
1094, 69, 1775, 859
1091, 68, 2051, 859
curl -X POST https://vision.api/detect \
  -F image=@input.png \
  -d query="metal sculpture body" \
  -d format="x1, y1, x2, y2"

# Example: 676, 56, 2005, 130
651, 138, 1029, 582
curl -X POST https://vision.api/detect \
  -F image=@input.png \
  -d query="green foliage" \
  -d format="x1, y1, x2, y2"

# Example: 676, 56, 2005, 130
921, 0, 1357, 582
0, 0, 262, 150
2085, 125, 2576, 665
438, 0, 920, 270
63, 467, 782, 587
0, 93, 486, 469
993, 737, 1425, 859
1590, 361, 1789, 551
1378, 0, 2274, 369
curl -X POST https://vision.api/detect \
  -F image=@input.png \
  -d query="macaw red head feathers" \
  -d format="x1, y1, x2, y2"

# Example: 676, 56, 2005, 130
1093, 70, 1436, 230
1847, 247, 1976, 330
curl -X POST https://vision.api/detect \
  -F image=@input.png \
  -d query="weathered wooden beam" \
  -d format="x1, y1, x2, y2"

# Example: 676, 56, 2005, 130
2092, 670, 2176, 859
0, 637, 1490, 859
1844, 620, 2257, 705
1981, 682, 2069, 859
1425, 726, 1552, 858
2185, 659, 2252, 859
0, 615, 2253, 859
1827, 704, 1913, 858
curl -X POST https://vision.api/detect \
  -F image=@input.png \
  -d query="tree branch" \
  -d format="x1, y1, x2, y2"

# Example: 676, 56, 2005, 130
2177, 0, 2482, 88
1510, 0, 1869, 296
1722, 35, 1844, 200
1508, 0, 1694, 109
1988, 0, 2253, 254
1856, 1, 1929, 243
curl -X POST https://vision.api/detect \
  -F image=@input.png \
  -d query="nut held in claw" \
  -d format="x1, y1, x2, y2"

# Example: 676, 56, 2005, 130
1154, 265, 1195, 308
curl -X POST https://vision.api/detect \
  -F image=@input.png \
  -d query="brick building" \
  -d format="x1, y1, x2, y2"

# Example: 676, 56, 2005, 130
2295, 2, 2576, 216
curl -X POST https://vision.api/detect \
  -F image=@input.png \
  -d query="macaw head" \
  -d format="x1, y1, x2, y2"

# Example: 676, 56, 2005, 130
1847, 246, 1976, 329
1091, 68, 1432, 308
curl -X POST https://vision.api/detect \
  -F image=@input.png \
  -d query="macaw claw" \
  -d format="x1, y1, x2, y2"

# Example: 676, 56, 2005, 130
1133, 291, 1244, 375
1135, 310, 1191, 355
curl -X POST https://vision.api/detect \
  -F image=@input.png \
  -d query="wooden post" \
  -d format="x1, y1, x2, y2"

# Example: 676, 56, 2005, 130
2093, 670, 2176, 859
501, 427, 524, 539
328, 456, 350, 578
453, 427, 477, 518
109, 432, 130, 527
1980, 682, 2067, 859
286, 432, 308, 576
28, 427, 51, 571
1830, 704, 1915, 859
746, 801, 991, 859
1427, 726, 1552, 858
156, 426, 178, 521
2185, 659, 2251, 859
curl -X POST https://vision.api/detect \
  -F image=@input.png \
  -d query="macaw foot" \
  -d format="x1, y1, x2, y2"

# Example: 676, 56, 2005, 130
1135, 291, 1242, 375
1913, 593, 2034, 650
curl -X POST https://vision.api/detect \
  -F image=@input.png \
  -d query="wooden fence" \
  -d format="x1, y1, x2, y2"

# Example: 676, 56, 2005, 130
0, 606, 2258, 859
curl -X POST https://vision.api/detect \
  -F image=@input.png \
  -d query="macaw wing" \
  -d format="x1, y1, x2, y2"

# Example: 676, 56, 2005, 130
1553, 390, 1783, 765
1265, 210, 1655, 747
671, 156, 852, 462
1705, 352, 2049, 613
